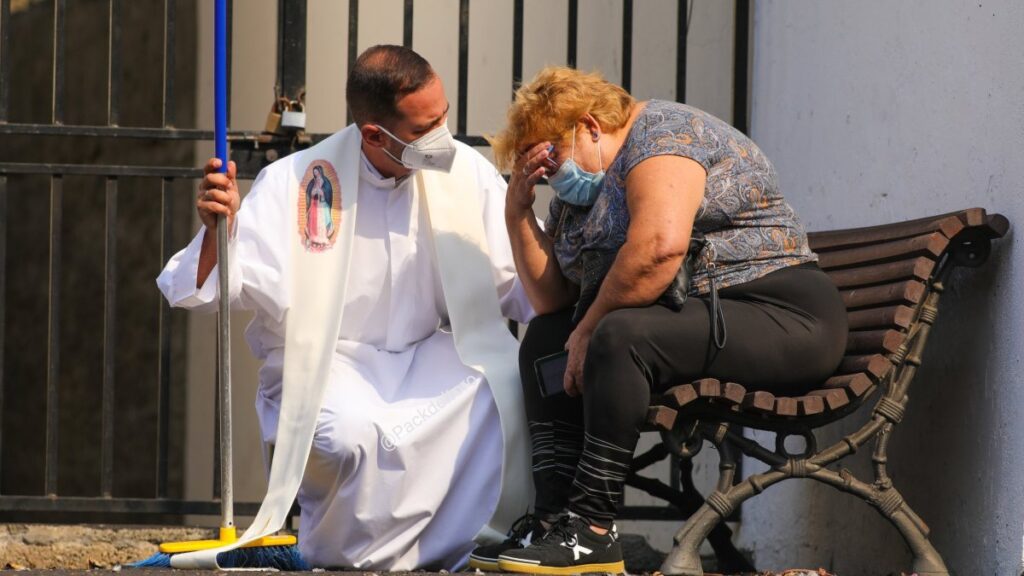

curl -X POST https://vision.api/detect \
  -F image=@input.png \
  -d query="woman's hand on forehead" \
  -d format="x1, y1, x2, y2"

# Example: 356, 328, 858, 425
519, 141, 560, 171
542, 145, 561, 171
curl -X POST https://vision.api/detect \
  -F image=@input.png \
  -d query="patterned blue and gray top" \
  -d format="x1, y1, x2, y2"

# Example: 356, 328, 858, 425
544, 99, 816, 299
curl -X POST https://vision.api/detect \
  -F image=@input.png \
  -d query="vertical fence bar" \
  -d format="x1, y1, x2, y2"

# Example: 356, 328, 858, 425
212, 370, 221, 499
732, 0, 750, 133
567, 0, 577, 68
456, 0, 468, 136
0, 0, 11, 122
676, 0, 687, 103
277, 0, 307, 104
211, 323, 221, 499
669, 453, 681, 492
107, 0, 121, 126
671, 0, 688, 479
155, 178, 172, 498
346, 0, 358, 125
163, 0, 177, 127
621, 0, 632, 92
512, 0, 523, 88
52, 0, 66, 124
731, 0, 750, 500
347, 0, 358, 76
402, 0, 413, 48
100, 177, 117, 498
0, 176, 6, 489
45, 175, 63, 497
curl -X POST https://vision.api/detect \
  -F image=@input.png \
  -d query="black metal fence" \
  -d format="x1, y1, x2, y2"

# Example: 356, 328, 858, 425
0, 0, 750, 523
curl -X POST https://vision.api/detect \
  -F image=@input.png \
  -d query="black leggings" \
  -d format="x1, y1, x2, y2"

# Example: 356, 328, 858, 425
519, 262, 848, 528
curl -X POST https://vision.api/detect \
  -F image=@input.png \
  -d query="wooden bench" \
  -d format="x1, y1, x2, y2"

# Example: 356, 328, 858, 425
628, 208, 1009, 576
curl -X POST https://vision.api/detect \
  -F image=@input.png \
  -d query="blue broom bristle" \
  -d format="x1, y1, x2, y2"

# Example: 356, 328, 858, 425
127, 545, 308, 571
128, 552, 172, 568
218, 545, 310, 571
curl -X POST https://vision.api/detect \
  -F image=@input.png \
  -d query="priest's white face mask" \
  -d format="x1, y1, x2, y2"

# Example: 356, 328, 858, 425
375, 122, 458, 173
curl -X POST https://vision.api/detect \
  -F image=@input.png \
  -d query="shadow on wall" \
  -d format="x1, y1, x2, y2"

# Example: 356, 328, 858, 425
888, 231, 1018, 571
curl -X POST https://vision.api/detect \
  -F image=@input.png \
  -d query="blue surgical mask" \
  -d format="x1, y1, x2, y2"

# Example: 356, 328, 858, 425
548, 133, 605, 206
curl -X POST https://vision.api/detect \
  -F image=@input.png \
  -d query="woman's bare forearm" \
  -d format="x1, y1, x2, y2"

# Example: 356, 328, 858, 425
576, 154, 704, 332
576, 239, 682, 332
506, 208, 578, 315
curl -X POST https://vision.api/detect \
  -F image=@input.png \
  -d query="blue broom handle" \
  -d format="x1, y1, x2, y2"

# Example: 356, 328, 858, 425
214, 0, 228, 174
214, 0, 234, 532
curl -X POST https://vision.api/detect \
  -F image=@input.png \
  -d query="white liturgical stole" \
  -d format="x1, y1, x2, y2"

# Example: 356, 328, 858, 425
171, 125, 530, 569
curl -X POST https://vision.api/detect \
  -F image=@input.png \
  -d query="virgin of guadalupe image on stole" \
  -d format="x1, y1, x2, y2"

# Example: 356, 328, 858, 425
297, 161, 342, 252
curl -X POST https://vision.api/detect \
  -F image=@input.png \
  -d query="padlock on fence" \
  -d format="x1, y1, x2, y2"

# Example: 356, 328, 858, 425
264, 97, 290, 135
281, 99, 306, 131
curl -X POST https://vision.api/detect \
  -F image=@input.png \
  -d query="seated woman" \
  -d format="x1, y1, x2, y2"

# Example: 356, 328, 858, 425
473, 67, 848, 575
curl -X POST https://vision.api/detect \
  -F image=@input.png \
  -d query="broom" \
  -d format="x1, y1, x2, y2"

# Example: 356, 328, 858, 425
131, 0, 306, 569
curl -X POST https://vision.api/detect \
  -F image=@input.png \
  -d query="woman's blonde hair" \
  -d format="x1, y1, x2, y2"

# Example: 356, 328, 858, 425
488, 66, 635, 171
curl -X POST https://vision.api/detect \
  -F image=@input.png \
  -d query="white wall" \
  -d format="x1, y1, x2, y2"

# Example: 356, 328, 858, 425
744, 2, 1024, 575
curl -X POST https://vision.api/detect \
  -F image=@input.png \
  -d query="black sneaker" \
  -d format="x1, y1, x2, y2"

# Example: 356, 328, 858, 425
497, 513, 624, 575
468, 513, 546, 571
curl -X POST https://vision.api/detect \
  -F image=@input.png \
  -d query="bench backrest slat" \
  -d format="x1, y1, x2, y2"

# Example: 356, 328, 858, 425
841, 278, 926, 309
826, 256, 935, 289
808, 213, 968, 252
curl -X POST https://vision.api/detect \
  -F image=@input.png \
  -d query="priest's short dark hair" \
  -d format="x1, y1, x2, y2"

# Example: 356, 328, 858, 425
347, 44, 436, 126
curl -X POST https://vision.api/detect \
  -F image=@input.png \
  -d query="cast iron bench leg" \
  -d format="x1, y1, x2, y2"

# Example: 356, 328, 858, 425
661, 434, 950, 576
675, 458, 753, 573
882, 503, 948, 576
661, 442, 752, 576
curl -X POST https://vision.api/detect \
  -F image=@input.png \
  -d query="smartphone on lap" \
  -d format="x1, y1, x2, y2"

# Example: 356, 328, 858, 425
534, 350, 569, 398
